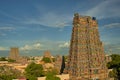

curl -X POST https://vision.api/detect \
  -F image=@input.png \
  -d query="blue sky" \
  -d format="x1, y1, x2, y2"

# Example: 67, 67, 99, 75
0, 0, 120, 56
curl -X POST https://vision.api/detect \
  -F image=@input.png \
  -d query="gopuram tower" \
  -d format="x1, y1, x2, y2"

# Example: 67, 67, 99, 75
67, 13, 108, 80
9, 47, 19, 61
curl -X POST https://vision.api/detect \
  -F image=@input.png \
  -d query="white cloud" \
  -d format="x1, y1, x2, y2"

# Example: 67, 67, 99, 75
0, 27, 15, 31
59, 42, 70, 48
0, 10, 20, 20
23, 12, 72, 28
85, 0, 120, 19
20, 45, 32, 50
20, 43, 42, 51
0, 47, 8, 51
33, 43, 41, 49
103, 23, 120, 28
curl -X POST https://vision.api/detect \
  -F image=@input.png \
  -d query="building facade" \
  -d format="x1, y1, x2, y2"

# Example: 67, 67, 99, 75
44, 50, 51, 58
54, 55, 62, 74
67, 13, 108, 80
9, 47, 28, 64
9, 47, 19, 60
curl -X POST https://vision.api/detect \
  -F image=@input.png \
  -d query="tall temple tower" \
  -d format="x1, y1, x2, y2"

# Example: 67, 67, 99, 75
9, 47, 19, 60
67, 13, 108, 80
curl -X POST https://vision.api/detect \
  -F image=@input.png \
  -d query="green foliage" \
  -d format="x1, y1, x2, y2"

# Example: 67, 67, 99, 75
55, 77, 61, 80
42, 57, 51, 63
64, 56, 68, 62
51, 68, 59, 75
31, 57, 35, 60
109, 70, 117, 78
8, 58, 16, 62
45, 71, 60, 80
0, 75, 16, 80
26, 74, 37, 80
107, 54, 120, 80
45, 68, 60, 80
0, 57, 7, 61
107, 54, 120, 69
25, 62, 44, 80
60, 56, 65, 74
0, 65, 22, 80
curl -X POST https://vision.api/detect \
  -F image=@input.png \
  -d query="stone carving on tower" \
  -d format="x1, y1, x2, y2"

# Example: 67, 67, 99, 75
67, 13, 108, 80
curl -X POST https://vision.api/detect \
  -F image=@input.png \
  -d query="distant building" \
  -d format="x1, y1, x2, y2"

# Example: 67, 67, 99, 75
9, 47, 20, 61
54, 55, 62, 73
44, 50, 51, 58
66, 13, 108, 80
43, 50, 53, 62
9, 47, 28, 64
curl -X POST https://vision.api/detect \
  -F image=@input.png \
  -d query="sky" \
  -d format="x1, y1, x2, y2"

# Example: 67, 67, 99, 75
0, 0, 120, 56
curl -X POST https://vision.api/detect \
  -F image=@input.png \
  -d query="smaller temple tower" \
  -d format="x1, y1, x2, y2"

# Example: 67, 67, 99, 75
9, 47, 19, 60
9, 47, 28, 64
43, 50, 53, 62
44, 50, 51, 58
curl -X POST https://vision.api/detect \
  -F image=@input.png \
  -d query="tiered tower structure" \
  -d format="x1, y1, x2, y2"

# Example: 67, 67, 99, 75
43, 50, 53, 62
9, 47, 28, 64
44, 50, 51, 58
68, 13, 108, 80
9, 47, 19, 60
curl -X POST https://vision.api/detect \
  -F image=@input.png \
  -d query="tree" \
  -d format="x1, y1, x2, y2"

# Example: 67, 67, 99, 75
45, 68, 60, 80
42, 57, 51, 63
107, 54, 120, 80
60, 56, 65, 74
45, 71, 60, 80
25, 62, 44, 80
109, 70, 117, 78
0, 75, 16, 80
25, 74, 37, 80
0, 57, 7, 61
0, 65, 22, 80
64, 55, 68, 62
8, 58, 16, 62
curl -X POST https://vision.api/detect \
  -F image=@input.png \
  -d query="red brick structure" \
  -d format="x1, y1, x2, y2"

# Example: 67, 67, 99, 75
67, 13, 108, 80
